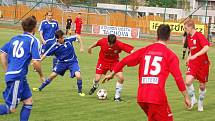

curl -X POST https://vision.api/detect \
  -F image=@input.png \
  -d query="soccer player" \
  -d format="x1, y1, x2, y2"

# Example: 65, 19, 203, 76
0, 16, 45, 121
38, 11, 59, 68
66, 15, 73, 35
182, 32, 189, 59
184, 20, 210, 111
33, 30, 85, 96
88, 34, 134, 101
103, 24, 191, 121
74, 13, 83, 35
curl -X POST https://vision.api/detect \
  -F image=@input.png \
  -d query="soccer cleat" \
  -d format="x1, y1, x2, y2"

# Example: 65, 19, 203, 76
78, 92, 86, 97
114, 97, 124, 102
88, 87, 97, 95
198, 100, 204, 111
32, 88, 41, 92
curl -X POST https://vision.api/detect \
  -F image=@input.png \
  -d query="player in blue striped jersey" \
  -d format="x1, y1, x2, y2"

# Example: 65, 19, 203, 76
38, 11, 59, 68
33, 30, 85, 96
0, 16, 45, 121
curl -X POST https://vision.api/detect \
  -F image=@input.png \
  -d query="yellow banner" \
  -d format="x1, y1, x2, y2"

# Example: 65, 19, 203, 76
150, 21, 205, 34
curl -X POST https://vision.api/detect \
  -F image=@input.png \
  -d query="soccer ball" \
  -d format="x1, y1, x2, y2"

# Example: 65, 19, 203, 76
97, 89, 107, 100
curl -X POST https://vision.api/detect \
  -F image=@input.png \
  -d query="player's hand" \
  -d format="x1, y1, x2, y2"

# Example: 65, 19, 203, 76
88, 48, 92, 54
42, 40, 46, 45
184, 97, 191, 109
102, 74, 114, 83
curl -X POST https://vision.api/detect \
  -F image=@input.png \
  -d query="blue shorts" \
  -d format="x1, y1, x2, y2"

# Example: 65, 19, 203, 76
53, 61, 80, 78
41, 40, 55, 54
3, 78, 32, 109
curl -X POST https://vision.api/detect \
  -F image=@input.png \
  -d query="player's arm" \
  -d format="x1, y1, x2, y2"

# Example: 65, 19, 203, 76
76, 35, 84, 52
32, 60, 45, 81
188, 45, 209, 61
0, 52, 8, 72
38, 22, 46, 44
103, 49, 143, 83
169, 54, 191, 108
88, 41, 99, 54
119, 41, 135, 54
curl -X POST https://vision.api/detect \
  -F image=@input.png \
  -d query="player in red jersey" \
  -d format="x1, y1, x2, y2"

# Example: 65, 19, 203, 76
88, 34, 134, 101
184, 20, 210, 111
103, 25, 191, 121
74, 13, 83, 35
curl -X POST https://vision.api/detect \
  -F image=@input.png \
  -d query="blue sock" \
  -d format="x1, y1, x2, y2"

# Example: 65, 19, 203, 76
77, 80, 82, 93
39, 79, 51, 91
0, 104, 9, 115
20, 104, 32, 121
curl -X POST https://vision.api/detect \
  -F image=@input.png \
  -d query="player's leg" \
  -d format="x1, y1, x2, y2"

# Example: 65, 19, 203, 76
74, 71, 85, 96
88, 74, 102, 95
198, 83, 206, 111
182, 47, 187, 59
21, 97, 32, 121
37, 72, 58, 91
185, 75, 196, 108
20, 80, 33, 121
89, 62, 107, 95
0, 81, 14, 115
114, 72, 124, 102
197, 63, 209, 111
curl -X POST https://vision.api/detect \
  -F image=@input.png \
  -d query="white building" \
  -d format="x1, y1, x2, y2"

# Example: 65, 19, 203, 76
97, 3, 215, 23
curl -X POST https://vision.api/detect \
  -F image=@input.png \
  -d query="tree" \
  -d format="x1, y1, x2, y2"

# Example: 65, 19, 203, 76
144, 0, 177, 8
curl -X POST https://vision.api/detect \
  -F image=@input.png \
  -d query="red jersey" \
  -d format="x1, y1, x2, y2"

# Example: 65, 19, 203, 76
113, 43, 186, 105
96, 38, 134, 63
75, 17, 82, 27
187, 32, 210, 64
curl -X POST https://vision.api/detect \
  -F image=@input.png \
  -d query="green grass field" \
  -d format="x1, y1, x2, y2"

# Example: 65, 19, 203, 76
0, 28, 214, 121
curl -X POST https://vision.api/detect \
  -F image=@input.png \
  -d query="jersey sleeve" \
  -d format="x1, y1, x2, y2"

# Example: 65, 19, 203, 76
66, 36, 77, 43
96, 39, 103, 46
31, 39, 41, 60
56, 21, 59, 30
113, 48, 144, 73
0, 42, 10, 54
198, 33, 210, 47
168, 53, 186, 91
118, 41, 134, 53
43, 43, 57, 56
38, 21, 45, 32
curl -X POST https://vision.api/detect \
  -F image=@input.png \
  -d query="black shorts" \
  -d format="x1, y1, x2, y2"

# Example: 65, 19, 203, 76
66, 26, 71, 29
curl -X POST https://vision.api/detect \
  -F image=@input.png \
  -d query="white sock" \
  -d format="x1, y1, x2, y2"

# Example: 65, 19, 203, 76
93, 80, 99, 88
115, 82, 123, 99
187, 84, 195, 99
199, 88, 206, 101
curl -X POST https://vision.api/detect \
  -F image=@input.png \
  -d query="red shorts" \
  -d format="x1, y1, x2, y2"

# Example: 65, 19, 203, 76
96, 61, 122, 74
75, 27, 81, 34
138, 102, 173, 121
186, 61, 209, 83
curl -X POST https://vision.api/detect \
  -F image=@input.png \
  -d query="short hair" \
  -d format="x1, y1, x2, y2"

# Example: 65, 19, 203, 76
55, 30, 64, 39
46, 11, 53, 16
184, 19, 195, 28
31, 15, 36, 20
157, 24, 171, 41
21, 16, 37, 32
108, 34, 117, 44
78, 13, 82, 15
